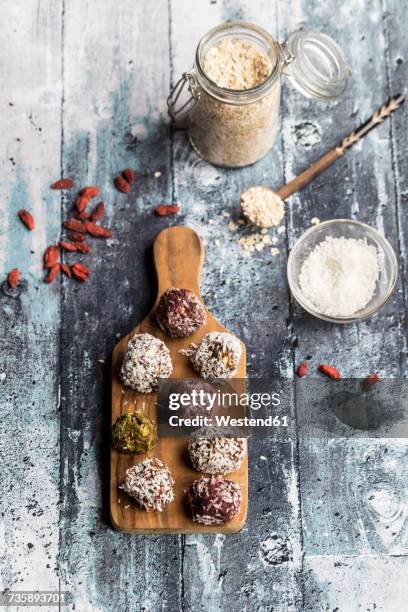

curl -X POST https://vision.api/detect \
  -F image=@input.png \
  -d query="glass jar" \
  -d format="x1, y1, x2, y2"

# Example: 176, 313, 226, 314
168, 22, 350, 168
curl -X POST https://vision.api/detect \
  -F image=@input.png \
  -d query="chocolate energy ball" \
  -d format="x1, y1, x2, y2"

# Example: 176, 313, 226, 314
190, 332, 242, 380
188, 435, 246, 474
119, 458, 175, 512
112, 411, 156, 454
188, 476, 242, 525
156, 287, 206, 338
120, 333, 172, 393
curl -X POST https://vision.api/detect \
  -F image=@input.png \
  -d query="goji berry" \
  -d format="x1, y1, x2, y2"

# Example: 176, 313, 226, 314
43, 245, 59, 268
44, 264, 61, 284
114, 175, 131, 193
296, 362, 308, 378
75, 242, 91, 254
50, 178, 73, 190
84, 221, 112, 238
81, 186, 100, 198
18, 209, 35, 231
63, 219, 86, 233
155, 204, 180, 216
91, 202, 105, 222
77, 211, 92, 220
318, 364, 341, 380
71, 262, 90, 281
121, 168, 135, 184
7, 268, 21, 289
76, 195, 91, 214
68, 232, 86, 242
60, 263, 72, 278
362, 373, 380, 392
59, 241, 78, 252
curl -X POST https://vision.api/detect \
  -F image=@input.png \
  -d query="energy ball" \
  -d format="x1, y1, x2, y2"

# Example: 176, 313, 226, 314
120, 333, 172, 393
190, 332, 242, 380
112, 411, 156, 454
188, 476, 242, 525
188, 435, 246, 474
156, 287, 207, 338
119, 458, 175, 512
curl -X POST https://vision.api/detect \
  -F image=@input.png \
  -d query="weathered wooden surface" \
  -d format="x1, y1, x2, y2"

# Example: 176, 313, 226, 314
0, 0, 407, 610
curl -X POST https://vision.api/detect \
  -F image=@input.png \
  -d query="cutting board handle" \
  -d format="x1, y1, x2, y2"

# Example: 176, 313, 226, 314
153, 226, 204, 301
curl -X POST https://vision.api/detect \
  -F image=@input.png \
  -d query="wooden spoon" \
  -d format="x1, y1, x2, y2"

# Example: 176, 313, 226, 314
242, 95, 405, 225
111, 226, 248, 534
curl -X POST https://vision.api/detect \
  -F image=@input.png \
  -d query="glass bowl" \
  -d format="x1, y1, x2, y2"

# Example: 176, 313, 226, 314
287, 219, 398, 323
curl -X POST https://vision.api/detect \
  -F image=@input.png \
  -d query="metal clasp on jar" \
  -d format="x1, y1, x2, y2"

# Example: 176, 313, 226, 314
276, 41, 295, 73
167, 70, 200, 121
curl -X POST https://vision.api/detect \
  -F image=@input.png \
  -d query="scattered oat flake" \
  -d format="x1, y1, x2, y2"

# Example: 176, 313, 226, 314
221, 211, 230, 218
255, 242, 264, 251
311, 217, 320, 225
208, 219, 215, 225
277, 225, 285, 234
124, 504, 130, 509
228, 221, 237, 231
271, 236, 279, 245
263, 235, 271, 245
154, 171, 162, 178
271, 247, 279, 257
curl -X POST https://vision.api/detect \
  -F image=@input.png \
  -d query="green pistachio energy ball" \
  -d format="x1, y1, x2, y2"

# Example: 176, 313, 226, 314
112, 411, 156, 454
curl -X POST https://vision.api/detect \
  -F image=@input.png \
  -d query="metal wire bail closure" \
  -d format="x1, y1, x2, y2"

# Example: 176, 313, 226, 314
167, 70, 200, 121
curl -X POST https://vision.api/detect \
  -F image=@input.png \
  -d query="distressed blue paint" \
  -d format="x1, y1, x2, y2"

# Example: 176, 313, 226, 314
1, 0, 408, 610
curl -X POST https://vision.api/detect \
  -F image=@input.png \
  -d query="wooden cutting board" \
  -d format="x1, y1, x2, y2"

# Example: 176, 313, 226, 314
110, 226, 247, 534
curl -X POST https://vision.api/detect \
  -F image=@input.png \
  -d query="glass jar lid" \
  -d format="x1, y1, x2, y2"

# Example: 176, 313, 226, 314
283, 29, 350, 101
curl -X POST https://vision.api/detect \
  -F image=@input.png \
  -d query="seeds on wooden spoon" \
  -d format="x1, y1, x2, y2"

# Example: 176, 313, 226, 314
240, 186, 284, 229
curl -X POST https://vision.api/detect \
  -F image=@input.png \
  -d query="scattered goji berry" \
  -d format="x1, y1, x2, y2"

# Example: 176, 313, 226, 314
7, 268, 21, 289
114, 175, 131, 193
77, 211, 92, 220
154, 204, 180, 216
59, 241, 78, 252
81, 186, 100, 198
68, 232, 86, 242
18, 209, 35, 231
76, 195, 91, 214
60, 263, 72, 278
121, 168, 135, 184
318, 364, 341, 380
362, 373, 380, 392
63, 219, 86, 233
71, 262, 90, 281
75, 242, 91, 254
43, 245, 59, 268
84, 221, 112, 238
296, 362, 308, 378
44, 264, 61, 284
91, 202, 105, 222
50, 178, 73, 190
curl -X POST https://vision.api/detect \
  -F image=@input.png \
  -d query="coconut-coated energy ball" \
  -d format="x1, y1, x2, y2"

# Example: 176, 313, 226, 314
119, 458, 175, 512
112, 411, 156, 454
156, 287, 207, 338
188, 435, 246, 474
120, 333, 172, 393
190, 332, 242, 380
188, 476, 242, 525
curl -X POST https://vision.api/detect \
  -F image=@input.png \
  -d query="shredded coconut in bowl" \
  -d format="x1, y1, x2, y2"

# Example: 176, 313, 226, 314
298, 236, 380, 318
